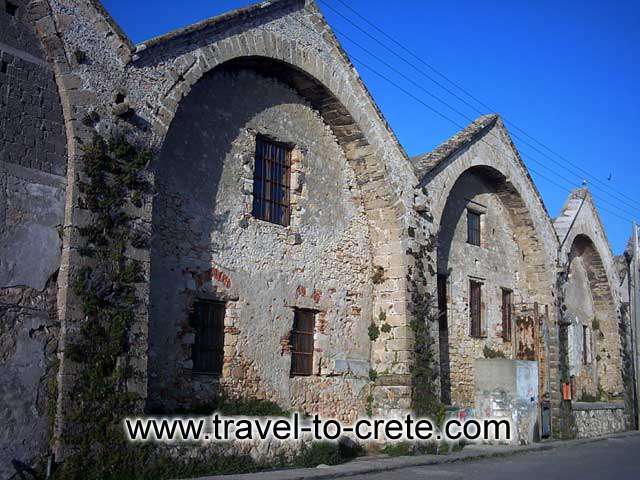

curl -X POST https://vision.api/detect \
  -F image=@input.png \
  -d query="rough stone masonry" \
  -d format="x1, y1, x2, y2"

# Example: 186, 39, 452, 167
0, 0, 636, 476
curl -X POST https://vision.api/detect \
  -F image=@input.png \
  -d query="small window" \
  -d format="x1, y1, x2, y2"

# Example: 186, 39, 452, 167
467, 210, 481, 246
5, 1, 17, 16
0, 61, 7, 74
252, 136, 291, 226
290, 309, 315, 376
189, 300, 225, 375
437, 274, 448, 331
469, 280, 483, 338
501, 288, 512, 341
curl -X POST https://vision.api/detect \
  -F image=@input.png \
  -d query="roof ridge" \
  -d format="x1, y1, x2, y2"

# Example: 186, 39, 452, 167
137, 0, 301, 51
411, 113, 499, 178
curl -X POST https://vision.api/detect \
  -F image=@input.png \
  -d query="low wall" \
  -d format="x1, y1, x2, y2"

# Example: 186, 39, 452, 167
572, 402, 626, 438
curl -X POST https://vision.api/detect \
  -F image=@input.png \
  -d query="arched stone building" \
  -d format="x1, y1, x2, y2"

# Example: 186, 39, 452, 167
555, 188, 631, 437
0, 0, 636, 475
413, 114, 561, 440
12, 0, 425, 470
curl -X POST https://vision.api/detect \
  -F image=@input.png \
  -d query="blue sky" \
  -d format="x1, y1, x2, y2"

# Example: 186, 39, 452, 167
102, 0, 640, 253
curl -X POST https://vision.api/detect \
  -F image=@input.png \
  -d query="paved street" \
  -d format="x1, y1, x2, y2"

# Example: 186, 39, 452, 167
348, 435, 640, 480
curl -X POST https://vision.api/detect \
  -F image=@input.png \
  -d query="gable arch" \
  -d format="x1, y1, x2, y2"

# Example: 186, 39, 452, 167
134, 17, 422, 378
423, 119, 559, 298
419, 117, 561, 410
136, 21, 416, 239
557, 192, 625, 398
143, 22, 420, 408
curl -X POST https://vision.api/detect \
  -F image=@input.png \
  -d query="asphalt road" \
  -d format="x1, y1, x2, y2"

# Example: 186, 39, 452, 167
347, 435, 640, 480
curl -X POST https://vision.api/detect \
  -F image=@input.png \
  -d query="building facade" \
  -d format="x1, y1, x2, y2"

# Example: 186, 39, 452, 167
0, 0, 637, 476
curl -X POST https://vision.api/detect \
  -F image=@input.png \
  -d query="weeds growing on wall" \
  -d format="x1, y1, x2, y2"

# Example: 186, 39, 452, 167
409, 290, 444, 422
483, 345, 506, 359
173, 395, 290, 416
53, 134, 152, 479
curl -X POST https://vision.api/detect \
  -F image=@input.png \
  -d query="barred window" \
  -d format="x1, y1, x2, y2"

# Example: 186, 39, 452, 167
470, 280, 483, 338
190, 300, 225, 375
252, 136, 291, 226
290, 309, 315, 376
467, 210, 481, 246
501, 288, 513, 341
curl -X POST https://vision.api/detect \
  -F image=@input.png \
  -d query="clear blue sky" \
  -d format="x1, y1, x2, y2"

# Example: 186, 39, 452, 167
102, 0, 639, 254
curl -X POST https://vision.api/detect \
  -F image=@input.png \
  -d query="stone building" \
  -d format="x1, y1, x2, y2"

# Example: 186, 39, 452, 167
555, 189, 634, 437
413, 115, 558, 418
0, 0, 636, 476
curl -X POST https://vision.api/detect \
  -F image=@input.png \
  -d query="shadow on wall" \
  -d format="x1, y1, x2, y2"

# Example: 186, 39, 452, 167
147, 63, 372, 414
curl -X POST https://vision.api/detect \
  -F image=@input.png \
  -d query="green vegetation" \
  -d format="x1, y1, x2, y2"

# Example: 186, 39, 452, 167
409, 289, 442, 420
381, 442, 412, 457
372, 265, 386, 284
52, 134, 154, 479
291, 441, 363, 468
483, 345, 506, 359
368, 322, 380, 341
379, 310, 392, 333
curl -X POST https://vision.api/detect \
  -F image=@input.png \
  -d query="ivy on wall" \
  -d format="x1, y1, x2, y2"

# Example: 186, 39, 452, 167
55, 134, 152, 479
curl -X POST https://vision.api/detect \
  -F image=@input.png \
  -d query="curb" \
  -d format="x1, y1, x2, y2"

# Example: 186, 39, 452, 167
183, 431, 640, 480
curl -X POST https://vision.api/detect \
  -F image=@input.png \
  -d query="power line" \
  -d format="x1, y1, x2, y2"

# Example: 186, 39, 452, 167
304, 9, 640, 220
321, 0, 640, 214
287, 13, 635, 225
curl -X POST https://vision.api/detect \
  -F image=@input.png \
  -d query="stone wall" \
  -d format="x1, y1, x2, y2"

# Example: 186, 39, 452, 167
0, 1, 66, 175
565, 253, 599, 398
572, 402, 626, 438
149, 68, 374, 419
0, 1, 67, 476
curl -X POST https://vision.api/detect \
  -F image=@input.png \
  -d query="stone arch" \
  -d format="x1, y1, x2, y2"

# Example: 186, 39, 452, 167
422, 121, 558, 282
145, 49, 411, 415
436, 164, 553, 295
562, 226, 624, 399
141, 40, 412, 247
419, 118, 559, 413
132, 11, 421, 391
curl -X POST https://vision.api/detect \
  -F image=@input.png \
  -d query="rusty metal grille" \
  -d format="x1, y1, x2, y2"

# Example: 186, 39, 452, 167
190, 300, 225, 375
467, 210, 481, 246
501, 288, 513, 341
470, 280, 482, 337
252, 136, 291, 226
290, 309, 315, 376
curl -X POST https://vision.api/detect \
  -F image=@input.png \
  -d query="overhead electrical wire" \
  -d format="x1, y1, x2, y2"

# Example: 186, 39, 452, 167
286, 13, 636, 225
319, 0, 640, 217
